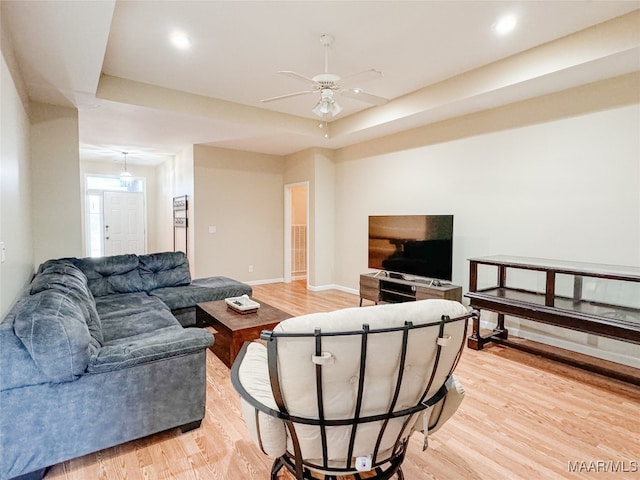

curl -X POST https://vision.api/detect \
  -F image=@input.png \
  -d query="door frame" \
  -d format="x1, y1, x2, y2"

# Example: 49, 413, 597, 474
283, 181, 309, 284
84, 174, 147, 257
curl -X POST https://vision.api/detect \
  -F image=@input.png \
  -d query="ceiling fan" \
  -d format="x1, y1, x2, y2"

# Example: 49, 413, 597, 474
261, 34, 388, 118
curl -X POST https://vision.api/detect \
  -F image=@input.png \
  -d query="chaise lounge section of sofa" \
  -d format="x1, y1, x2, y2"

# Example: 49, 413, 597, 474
0, 251, 251, 480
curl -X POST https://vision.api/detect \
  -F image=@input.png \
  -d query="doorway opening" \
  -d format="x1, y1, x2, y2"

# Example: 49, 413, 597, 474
284, 182, 308, 283
85, 175, 147, 257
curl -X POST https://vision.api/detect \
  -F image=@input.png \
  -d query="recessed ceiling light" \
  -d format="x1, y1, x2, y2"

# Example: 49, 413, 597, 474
170, 31, 191, 50
493, 14, 517, 36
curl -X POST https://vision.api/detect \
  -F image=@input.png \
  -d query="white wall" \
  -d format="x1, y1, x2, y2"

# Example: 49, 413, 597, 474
175, 146, 195, 267
153, 148, 197, 260
334, 106, 639, 288
0, 53, 33, 317
30, 102, 83, 267
156, 157, 176, 254
312, 149, 336, 288
333, 93, 639, 366
193, 145, 284, 281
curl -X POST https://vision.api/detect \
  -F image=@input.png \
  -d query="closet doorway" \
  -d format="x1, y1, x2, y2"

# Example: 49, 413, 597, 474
284, 182, 308, 283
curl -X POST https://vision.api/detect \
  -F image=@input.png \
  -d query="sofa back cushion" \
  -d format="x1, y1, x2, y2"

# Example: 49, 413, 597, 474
31, 261, 103, 346
72, 254, 143, 297
36, 257, 77, 273
138, 251, 191, 292
13, 289, 92, 383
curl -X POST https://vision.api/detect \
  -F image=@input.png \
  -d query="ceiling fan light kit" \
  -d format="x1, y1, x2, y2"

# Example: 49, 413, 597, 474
312, 88, 342, 117
261, 33, 388, 119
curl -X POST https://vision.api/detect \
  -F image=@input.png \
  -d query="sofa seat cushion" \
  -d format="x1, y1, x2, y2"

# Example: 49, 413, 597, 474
13, 289, 93, 383
88, 326, 213, 373
150, 276, 252, 311
94, 291, 169, 317
138, 252, 191, 292
30, 261, 103, 347
72, 254, 143, 297
95, 293, 177, 343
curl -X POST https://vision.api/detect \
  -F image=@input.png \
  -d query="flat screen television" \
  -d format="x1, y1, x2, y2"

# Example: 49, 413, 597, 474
368, 215, 453, 281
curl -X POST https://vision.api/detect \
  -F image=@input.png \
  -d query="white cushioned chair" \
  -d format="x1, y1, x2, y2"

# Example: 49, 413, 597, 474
231, 299, 476, 480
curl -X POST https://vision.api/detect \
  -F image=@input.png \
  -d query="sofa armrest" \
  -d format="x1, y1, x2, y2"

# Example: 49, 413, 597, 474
88, 327, 213, 373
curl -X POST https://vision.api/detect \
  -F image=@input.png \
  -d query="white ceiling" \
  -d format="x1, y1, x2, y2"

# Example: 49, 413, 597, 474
2, 1, 639, 166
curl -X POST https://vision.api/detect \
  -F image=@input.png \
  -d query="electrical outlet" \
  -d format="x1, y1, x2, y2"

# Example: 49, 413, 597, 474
248, 265, 254, 273
0, 242, 5, 263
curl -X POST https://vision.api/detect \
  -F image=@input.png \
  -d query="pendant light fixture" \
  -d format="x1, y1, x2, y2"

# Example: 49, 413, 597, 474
119, 152, 132, 182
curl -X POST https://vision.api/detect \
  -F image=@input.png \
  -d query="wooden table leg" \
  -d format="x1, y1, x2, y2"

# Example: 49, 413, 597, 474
494, 313, 509, 339
467, 309, 508, 349
467, 311, 484, 350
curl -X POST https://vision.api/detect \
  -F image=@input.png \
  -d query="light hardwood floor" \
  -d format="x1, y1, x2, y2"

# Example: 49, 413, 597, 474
47, 281, 640, 479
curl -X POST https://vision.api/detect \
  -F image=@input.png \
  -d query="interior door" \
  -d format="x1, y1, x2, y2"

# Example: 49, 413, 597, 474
103, 192, 146, 256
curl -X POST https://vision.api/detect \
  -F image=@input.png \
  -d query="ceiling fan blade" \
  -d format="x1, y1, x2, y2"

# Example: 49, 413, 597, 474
341, 88, 389, 106
278, 71, 319, 88
261, 90, 315, 103
340, 68, 383, 88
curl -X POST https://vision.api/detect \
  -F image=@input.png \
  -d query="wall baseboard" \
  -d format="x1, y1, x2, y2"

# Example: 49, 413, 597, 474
308, 283, 359, 295
245, 277, 284, 286
479, 319, 639, 369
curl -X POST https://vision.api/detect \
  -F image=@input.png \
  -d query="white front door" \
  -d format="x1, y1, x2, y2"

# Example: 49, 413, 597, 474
103, 192, 146, 256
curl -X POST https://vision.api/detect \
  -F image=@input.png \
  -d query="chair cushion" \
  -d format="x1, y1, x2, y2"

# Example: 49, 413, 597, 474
138, 251, 191, 292
271, 299, 469, 415
237, 342, 287, 457
269, 299, 469, 463
13, 289, 92, 383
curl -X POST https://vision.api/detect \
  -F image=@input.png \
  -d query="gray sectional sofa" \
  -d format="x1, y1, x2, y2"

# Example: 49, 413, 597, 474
0, 251, 252, 480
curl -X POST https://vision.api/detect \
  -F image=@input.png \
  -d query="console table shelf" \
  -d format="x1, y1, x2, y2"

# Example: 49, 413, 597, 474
465, 255, 640, 384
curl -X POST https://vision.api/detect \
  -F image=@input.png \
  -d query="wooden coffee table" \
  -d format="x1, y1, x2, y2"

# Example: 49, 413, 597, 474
196, 299, 292, 367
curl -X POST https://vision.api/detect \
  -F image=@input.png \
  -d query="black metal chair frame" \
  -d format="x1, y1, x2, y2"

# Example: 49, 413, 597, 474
231, 310, 476, 480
